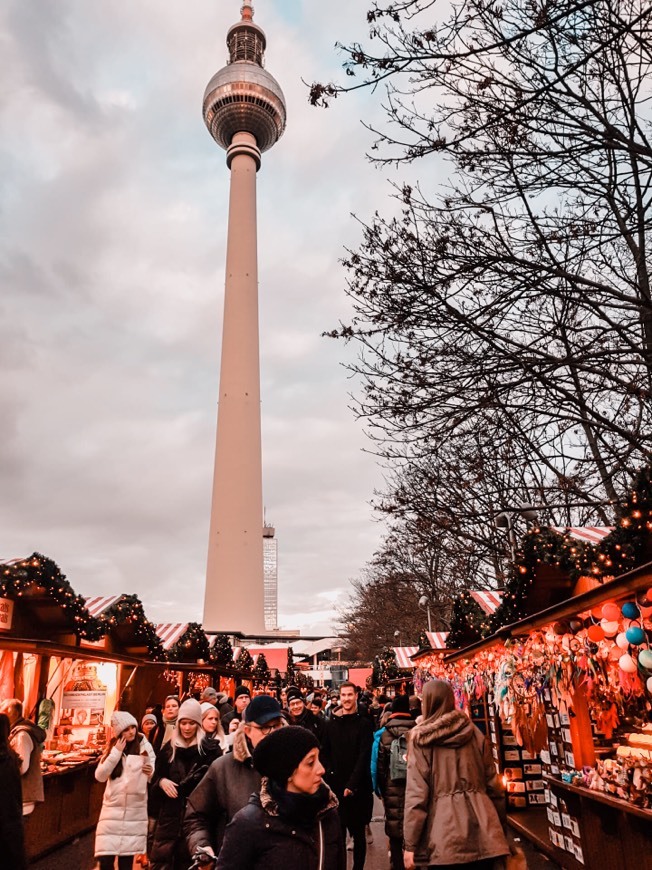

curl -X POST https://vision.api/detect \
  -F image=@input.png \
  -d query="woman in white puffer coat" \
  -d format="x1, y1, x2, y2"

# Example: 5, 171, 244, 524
94, 710, 156, 869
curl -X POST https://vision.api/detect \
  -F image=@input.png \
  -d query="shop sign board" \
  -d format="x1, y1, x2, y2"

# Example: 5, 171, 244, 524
0, 598, 14, 631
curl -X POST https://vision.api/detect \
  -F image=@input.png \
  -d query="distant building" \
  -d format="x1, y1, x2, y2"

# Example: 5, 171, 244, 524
263, 525, 278, 631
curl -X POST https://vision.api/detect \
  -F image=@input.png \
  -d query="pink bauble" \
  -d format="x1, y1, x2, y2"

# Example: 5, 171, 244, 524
619, 654, 637, 674
616, 632, 629, 650
647, 675, 652, 693
602, 602, 621, 621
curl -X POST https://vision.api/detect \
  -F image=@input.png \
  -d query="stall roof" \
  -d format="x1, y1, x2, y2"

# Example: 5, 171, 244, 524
470, 591, 502, 615
550, 526, 613, 544
394, 646, 419, 669
85, 595, 122, 617
156, 623, 190, 650
446, 559, 652, 662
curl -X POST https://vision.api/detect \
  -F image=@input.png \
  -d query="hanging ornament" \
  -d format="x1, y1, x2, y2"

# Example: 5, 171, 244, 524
625, 626, 646, 645
601, 602, 621, 621
587, 624, 605, 642
600, 618, 619, 637
590, 606, 603, 620
619, 653, 638, 673
621, 601, 640, 619
615, 632, 630, 650
638, 649, 652, 670
647, 675, 652, 693
569, 618, 583, 633
553, 621, 569, 635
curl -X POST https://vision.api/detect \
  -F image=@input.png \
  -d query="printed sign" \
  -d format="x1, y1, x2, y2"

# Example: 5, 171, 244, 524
60, 689, 107, 727
0, 598, 14, 631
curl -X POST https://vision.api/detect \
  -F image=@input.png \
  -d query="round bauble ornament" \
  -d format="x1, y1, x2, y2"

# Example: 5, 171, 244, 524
616, 632, 629, 650
638, 649, 652, 670
602, 602, 621, 621
587, 624, 605, 642
621, 601, 640, 619
553, 621, 569, 636
647, 587, 652, 604
647, 675, 652, 693
590, 606, 603, 620
600, 619, 619, 637
619, 653, 637, 673
640, 604, 652, 619
625, 626, 646, 646
569, 619, 583, 633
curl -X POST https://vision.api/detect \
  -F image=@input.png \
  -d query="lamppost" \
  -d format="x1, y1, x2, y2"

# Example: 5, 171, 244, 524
418, 595, 432, 633
394, 629, 402, 647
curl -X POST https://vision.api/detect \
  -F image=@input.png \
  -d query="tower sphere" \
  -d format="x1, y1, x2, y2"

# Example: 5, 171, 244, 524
203, 3, 287, 156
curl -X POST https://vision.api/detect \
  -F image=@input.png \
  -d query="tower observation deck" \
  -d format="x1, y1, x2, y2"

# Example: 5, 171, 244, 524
202, 2, 286, 635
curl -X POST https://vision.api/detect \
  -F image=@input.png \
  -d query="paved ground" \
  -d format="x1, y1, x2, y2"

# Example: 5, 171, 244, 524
31, 806, 560, 869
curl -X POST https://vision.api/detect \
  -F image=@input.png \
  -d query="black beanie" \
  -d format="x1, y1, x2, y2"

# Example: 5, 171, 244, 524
391, 694, 411, 715
253, 725, 320, 785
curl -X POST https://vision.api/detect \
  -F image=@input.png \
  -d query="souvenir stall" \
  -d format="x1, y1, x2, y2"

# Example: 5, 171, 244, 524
0, 558, 162, 860
437, 563, 652, 869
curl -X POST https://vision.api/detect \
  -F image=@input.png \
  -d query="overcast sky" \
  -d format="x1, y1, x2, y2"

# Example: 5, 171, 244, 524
0, 0, 417, 635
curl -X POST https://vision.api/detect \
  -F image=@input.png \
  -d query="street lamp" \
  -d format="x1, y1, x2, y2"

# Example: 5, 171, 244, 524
418, 595, 432, 633
394, 629, 401, 647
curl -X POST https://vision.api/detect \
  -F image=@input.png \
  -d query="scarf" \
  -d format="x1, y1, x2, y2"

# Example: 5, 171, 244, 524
268, 779, 330, 828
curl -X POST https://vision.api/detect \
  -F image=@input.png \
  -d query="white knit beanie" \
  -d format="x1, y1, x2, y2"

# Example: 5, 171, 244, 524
177, 698, 203, 727
200, 702, 217, 719
111, 710, 138, 738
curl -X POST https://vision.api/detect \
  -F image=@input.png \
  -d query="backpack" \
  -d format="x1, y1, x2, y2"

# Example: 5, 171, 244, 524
370, 726, 385, 796
389, 731, 408, 781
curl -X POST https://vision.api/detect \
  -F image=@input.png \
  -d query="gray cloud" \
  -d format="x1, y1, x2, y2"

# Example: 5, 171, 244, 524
0, 0, 395, 634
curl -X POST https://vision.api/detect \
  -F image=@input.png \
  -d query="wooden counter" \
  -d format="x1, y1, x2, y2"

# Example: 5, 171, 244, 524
25, 761, 104, 861
545, 776, 652, 870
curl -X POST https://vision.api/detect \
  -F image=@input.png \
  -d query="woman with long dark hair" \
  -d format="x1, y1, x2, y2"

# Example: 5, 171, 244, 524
403, 680, 509, 870
94, 711, 156, 869
149, 699, 221, 870
0, 712, 26, 870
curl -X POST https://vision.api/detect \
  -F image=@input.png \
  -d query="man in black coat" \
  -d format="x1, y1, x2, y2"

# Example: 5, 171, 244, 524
322, 682, 373, 870
183, 695, 284, 862
285, 687, 326, 743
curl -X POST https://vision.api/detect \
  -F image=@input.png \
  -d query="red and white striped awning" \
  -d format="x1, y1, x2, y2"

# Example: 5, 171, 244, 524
85, 595, 122, 617
425, 631, 449, 649
550, 526, 613, 544
470, 590, 503, 615
156, 623, 189, 650
393, 646, 418, 669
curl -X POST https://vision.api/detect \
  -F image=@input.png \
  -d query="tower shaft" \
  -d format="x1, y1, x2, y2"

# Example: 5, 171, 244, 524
204, 131, 264, 634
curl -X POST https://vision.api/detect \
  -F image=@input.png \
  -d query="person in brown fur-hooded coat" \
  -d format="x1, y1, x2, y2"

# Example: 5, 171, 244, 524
402, 680, 509, 870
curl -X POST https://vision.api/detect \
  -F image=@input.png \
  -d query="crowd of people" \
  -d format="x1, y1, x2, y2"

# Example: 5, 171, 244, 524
0, 679, 515, 870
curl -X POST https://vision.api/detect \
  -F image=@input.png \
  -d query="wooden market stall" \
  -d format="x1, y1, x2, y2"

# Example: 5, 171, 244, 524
434, 561, 652, 869
0, 559, 162, 860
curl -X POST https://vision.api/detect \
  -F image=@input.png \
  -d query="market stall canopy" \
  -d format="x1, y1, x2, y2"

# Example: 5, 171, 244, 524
394, 646, 419, 669
470, 590, 503, 615
550, 526, 613, 544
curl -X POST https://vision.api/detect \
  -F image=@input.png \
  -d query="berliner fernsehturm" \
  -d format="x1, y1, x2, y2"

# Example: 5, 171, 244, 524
202, 1, 286, 634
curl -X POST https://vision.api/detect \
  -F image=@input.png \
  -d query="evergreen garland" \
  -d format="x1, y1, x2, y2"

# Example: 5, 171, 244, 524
210, 633, 234, 666
447, 592, 491, 648
285, 646, 296, 684
597, 464, 652, 576
167, 622, 211, 663
252, 651, 271, 685
235, 646, 254, 674
99, 594, 166, 660
378, 646, 399, 682
0, 553, 103, 640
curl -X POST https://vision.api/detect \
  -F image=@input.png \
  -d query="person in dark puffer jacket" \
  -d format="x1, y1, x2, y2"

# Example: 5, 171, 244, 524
377, 695, 415, 870
216, 726, 344, 870
149, 699, 221, 870
184, 695, 284, 861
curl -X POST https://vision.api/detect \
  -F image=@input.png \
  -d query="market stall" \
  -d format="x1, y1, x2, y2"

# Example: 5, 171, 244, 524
0, 558, 160, 860
434, 562, 652, 869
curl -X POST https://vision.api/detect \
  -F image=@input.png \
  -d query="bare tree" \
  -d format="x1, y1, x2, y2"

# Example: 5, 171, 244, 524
318, 0, 652, 515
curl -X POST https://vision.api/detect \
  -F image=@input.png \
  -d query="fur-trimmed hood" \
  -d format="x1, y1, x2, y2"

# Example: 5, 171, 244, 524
411, 709, 475, 749
258, 776, 339, 818
232, 722, 253, 764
